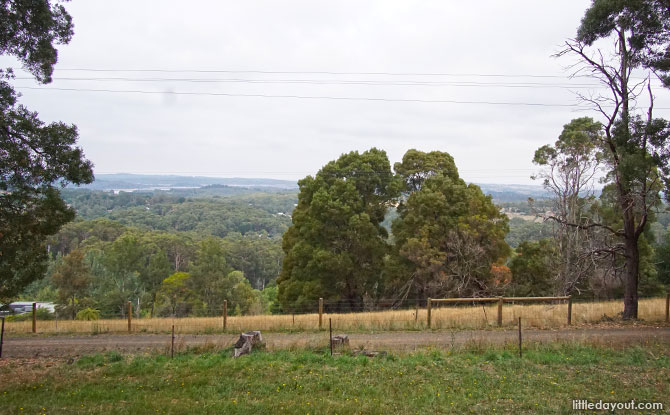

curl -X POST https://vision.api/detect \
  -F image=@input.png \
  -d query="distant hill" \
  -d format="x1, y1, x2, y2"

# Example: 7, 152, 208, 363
75, 174, 299, 191
475, 183, 551, 202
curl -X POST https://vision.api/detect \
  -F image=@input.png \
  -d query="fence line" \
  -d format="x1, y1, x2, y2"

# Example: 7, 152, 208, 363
4, 296, 669, 335
427, 296, 571, 328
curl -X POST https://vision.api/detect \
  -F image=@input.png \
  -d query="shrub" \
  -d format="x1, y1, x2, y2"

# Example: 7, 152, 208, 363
5, 308, 54, 321
76, 307, 101, 321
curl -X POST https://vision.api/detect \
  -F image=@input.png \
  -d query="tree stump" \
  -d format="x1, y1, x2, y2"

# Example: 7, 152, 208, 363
233, 331, 263, 358
331, 335, 350, 349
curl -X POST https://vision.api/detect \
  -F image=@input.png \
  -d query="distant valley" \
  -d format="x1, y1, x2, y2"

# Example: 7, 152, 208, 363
74, 173, 550, 202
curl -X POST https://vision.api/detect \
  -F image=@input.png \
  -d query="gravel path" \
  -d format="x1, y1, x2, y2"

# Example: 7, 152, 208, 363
2, 327, 668, 358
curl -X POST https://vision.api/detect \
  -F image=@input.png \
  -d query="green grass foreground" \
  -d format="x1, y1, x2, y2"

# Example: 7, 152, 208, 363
1, 344, 669, 414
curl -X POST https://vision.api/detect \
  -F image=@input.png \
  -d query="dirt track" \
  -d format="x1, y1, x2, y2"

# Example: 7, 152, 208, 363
2, 326, 669, 358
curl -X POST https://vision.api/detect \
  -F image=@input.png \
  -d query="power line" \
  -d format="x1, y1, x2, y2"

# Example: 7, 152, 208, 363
27, 67, 662, 82
16, 86, 580, 107
24, 85, 669, 109
8, 66, 662, 87
15, 76, 608, 89
50, 68, 577, 78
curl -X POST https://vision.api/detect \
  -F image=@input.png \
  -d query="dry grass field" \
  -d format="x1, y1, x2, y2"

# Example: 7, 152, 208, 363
4, 297, 667, 335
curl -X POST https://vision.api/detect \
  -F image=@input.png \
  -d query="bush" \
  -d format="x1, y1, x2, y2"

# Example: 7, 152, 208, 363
76, 307, 101, 321
5, 308, 54, 322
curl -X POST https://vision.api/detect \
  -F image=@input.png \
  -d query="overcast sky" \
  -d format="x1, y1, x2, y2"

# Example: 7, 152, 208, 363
3, 0, 670, 185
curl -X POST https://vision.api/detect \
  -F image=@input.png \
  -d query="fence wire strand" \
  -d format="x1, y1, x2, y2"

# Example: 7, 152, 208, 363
2, 297, 667, 335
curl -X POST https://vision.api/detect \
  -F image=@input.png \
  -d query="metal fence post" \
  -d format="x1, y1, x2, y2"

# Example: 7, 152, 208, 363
666, 294, 669, 323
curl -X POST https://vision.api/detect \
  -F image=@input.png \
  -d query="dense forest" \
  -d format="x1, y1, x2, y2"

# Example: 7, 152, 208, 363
10, 159, 670, 319
17, 190, 295, 318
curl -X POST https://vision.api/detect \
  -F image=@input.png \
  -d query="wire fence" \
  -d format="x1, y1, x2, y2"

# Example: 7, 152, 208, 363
2, 296, 669, 336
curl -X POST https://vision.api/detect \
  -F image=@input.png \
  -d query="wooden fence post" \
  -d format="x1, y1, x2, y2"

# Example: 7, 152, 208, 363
427, 298, 432, 329
171, 324, 175, 359
415, 301, 419, 322
319, 298, 323, 330
518, 317, 522, 358
567, 296, 573, 326
665, 294, 669, 323
0, 317, 5, 358
32, 302, 37, 334
497, 297, 503, 327
127, 301, 132, 333
223, 300, 228, 331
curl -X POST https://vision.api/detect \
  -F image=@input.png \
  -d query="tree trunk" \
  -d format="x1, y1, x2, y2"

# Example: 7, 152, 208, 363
622, 234, 639, 319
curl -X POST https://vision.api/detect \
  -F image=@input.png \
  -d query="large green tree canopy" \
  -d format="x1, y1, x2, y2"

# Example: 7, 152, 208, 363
0, 0, 93, 300
389, 150, 510, 299
277, 148, 398, 311
278, 148, 511, 311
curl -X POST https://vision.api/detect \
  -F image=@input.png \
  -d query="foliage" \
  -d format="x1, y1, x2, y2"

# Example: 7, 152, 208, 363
139, 248, 171, 317
508, 239, 558, 296
51, 249, 92, 319
260, 284, 281, 314
489, 263, 512, 287
24, 215, 279, 318
222, 233, 283, 290
554, 2, 670, 317
532, 117, 604, 295
389, 150, 510, 299
224, 270, 259, 315
75, 307, 100, 321
48, 218, 126, 256
188, 238, 231, 315
278, 148, 399, 311
0, 0, 93, 301
187, 239, 259, 316
97, 233, 147, 316
156, 272, 195, 317
60, 190, 293, 239
4, 307, 54, 321
588, 184, 664, 298
505, 217, 554, 248
577, 0, 670, 87
656, 229, 670, 285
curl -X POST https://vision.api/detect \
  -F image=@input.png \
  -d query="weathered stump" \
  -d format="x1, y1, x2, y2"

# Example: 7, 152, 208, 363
233, 330, 263, 358
331, 335, 350, 349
